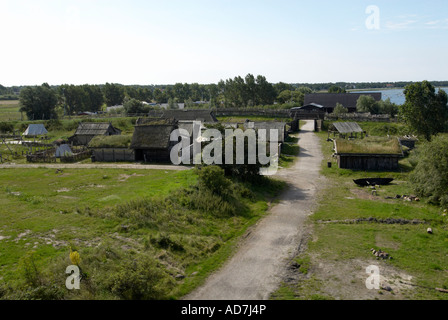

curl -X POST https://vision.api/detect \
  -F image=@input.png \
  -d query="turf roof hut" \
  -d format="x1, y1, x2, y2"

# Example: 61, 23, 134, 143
70, 122, 122, 146
334, 137, 404, 171
131, 119, 179, 163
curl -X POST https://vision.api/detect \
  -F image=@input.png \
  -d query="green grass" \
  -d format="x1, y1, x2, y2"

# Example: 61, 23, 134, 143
0, 101, 23, 122
335, 137, 403, 155
0, 167, 285, 300
272, 120, 448, 300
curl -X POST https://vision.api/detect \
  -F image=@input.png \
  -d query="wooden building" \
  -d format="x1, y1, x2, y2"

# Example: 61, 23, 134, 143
69, 122, 121, 146
304, 93, 382, 113
243, 121, 288, 143
334, 138, 404, 171
130, 122, 178, 163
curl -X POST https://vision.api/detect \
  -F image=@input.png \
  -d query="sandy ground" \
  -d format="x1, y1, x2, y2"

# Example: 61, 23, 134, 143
183, 120, 325, 300
0, 163, 191, 171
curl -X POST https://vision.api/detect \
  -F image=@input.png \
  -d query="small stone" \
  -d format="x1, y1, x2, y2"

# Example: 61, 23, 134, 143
427, 228, 433, 234
175, 274, 185, 280
191, 272, 198, 276
382, 286, 393, 292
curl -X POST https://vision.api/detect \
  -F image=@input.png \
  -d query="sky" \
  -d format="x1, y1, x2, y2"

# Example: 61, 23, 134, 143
0, 0, 447, 86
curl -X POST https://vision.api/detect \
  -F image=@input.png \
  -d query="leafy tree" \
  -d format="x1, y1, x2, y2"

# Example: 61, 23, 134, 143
328, 85, 346, 93
19, 83, 58, 120
123, 97, 148, 115
409, 134, 448, 207
333, 103, 348, 115
256, 75, 276, 105
356, 95, 380, 114
104, 83, 125, 107
167, 98, 179, 110
153, 88, 167, 104
399, 81, 448, 141
378, 98, 399, 117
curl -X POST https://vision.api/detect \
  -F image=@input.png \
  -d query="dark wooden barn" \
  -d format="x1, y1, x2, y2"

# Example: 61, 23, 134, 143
160, 110, 218, 123
130, 123, 178, 163
304, 93, 382, 113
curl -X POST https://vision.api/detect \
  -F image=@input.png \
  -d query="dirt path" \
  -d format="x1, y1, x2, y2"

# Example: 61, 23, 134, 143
0, 163, 191, 171
183, 120, 324, 300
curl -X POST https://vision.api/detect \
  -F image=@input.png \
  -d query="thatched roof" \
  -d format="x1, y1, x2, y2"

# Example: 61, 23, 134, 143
304, 93, 382, 110
74, 122, 121, 136
135, 117, 178, 126
161, 110, 218, 123
88, 135, 132, 148
130, 124, 176, 150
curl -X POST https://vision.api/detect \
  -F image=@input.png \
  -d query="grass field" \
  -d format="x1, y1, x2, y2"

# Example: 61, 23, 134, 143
0, 101, 23, 122
0, 166, 285, 300
271, 121, 448, 300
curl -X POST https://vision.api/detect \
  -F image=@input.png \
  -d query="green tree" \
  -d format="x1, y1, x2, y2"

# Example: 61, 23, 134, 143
328, 85, 346, 93
356, 95, 380, 114
333, 103, 348, 115
123, 97, 148, 115
19, 83, 58, 120
104, 83, 125, 107
409, 135, 448, 207
378, 98, 399, 117
400, 81, 448, 141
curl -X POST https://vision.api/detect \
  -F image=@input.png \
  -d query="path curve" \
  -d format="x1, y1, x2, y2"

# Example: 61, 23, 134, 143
183, 120, 324, 300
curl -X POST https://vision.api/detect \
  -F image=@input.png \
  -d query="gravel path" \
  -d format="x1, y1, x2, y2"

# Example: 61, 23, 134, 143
183, 120, 324, 300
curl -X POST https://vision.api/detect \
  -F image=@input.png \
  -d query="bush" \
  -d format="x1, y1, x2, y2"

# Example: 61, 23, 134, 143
197, 165, 231, 197
409, 134, 448, 207
0, 122, 14, 133
107, 256, 174, 300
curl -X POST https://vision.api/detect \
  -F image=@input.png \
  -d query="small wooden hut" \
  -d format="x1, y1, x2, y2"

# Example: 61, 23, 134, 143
69, 122, 121, 146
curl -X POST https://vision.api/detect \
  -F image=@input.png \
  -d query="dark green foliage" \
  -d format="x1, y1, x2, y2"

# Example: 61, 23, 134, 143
0, 122, 14, 133
104, 83, 125, 107
356, 95, 380, 114
123, 97, 150, 115
19, 83, 58, 120
106, 256, 174, 300
333, 103, 348, 115
197, 166, 231, 197
409, 135, 448, 207
400, 81, 448, 141
328, 85, 346, 93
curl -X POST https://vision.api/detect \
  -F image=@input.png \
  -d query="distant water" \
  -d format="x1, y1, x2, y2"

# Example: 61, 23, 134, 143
354, 87, 448, 105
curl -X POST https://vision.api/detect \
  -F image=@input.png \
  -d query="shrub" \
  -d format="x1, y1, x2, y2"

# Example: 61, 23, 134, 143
0, 122, 14, 133
197, 165, 231, 197
107, 256, 174, 300
409, 134, 448, 207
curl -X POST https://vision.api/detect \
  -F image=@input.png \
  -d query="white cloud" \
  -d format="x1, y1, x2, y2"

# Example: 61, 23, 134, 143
385, 20, 418, 30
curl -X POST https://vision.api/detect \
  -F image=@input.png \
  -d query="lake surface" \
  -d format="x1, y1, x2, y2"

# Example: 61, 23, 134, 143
354, 87, 448, 105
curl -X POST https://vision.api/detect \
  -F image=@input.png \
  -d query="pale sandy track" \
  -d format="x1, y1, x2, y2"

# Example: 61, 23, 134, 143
183, 120, 324, 300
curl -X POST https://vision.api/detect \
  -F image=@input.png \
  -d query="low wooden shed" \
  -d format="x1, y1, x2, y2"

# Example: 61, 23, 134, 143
334, 138, 404, 171
130, 123, 178, 163
70, 122, 122, 146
